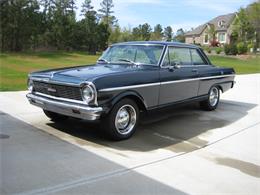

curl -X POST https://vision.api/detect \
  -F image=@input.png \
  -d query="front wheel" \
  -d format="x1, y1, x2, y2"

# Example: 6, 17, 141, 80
200, 86, 220, 111
103, 98, 139, 140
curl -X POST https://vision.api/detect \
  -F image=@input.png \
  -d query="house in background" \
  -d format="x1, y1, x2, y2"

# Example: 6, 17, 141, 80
185, 13, 236, 46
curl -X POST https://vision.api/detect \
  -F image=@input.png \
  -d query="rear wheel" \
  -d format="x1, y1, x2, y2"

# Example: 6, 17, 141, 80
103, 98, 139, 140
43, 110, 68, 122
200, 86, 220, 111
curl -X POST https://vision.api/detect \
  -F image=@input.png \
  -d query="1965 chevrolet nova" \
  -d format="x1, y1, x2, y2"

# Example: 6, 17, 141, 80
27, 41, 235, 140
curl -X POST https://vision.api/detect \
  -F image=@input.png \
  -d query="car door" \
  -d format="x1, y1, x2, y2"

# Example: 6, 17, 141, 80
159, 46, 199, 105
190, 48, 221, 96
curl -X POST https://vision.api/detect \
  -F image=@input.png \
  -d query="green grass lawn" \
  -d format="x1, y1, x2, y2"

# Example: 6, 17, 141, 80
0, 51, 259, 91
0, 51, 99, 91
209, 55, 260, 74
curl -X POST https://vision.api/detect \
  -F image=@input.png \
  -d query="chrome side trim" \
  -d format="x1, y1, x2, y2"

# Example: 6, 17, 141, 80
99, 74, 235, 92
99, 82, 161, 92
162, 74, 235, 85
199, 74, 235, 80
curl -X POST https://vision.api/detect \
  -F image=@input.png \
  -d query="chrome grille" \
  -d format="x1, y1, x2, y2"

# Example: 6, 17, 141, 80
33, 81, 82, 101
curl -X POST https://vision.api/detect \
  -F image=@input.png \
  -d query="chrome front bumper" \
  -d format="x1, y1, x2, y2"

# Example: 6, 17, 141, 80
26, 93, 103, 121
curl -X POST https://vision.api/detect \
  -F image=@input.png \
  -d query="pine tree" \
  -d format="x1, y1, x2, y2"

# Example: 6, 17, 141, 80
151, 24, 163, 40
98, 0, 117, 27
132, 23, 152, 41
0, 0, 41, 51
164, 26, 173, 42
80, 0, 98, 53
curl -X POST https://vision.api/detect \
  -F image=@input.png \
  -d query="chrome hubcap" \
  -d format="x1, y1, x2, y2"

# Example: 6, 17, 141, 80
115, 105, 136, 135
209, 87, 219, 106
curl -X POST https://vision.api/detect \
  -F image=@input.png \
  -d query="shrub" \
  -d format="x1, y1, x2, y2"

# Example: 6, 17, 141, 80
224, 44, 238, 55
206, 47, 211, 53
229, 44, 238, 55
224, 44, 230, 55
215, 47, 222, 54
247, 43, 254, 52
237, 42, 247, 54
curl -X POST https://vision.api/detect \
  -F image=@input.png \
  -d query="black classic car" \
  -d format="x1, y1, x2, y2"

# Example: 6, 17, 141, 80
27, 41, 235, 140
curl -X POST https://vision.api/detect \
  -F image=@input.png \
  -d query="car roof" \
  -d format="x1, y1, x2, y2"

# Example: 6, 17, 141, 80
112, 41, 200, 49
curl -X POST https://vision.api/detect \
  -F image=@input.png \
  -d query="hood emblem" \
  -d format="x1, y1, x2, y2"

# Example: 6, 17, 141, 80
47, 88, 56, 93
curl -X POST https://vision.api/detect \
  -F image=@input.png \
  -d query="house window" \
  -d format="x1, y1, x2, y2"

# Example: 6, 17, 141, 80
218, 33, 226, 43
204, 34, 209, 44
218, 20, 226, 28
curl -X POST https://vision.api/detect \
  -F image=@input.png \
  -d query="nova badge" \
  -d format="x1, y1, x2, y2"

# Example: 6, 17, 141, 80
47, 88, 56, 93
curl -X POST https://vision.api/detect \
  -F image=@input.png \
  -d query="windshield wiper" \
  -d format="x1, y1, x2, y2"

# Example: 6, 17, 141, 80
97, 58, 109, 64
118, 59, 138, 65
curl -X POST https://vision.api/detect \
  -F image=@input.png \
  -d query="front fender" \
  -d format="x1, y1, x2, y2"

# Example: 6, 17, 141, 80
102, 90, 148, 114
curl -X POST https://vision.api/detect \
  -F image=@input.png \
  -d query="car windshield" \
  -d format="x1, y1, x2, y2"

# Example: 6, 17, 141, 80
98, 45, 164, 66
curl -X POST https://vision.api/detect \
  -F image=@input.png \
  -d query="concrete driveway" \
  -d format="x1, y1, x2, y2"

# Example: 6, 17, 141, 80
0, 74, 259, 194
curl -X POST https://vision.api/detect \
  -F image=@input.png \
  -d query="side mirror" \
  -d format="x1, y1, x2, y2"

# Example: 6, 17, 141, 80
174, 64, 181, 69
168, 62, 181, 71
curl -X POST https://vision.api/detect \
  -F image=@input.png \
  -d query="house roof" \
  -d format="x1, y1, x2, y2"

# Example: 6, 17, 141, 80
185, 13, 236, 36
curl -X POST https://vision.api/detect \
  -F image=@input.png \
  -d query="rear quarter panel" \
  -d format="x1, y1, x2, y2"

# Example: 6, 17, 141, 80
198, 66, 235, 95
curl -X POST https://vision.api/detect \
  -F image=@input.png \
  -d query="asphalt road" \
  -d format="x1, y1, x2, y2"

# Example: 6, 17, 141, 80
0, 74, 260, 194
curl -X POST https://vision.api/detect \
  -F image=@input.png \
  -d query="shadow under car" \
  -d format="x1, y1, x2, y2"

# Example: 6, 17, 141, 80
47, 100, 257, 152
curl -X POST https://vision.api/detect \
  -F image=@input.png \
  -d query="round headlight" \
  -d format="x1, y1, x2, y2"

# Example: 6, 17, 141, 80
82, 85, 95, 103
28, 79, 33, 92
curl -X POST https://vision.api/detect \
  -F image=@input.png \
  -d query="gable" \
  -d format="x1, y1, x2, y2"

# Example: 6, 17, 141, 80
185, 24, 207, 36
185, 13, 236, 36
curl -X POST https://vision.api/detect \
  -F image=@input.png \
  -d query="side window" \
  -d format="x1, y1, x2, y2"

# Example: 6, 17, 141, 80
108, 46, 135, 62
190, 49, 206, 65
135, 50, 151, 64
163, 47, 192, 66
163, 49, 170, 66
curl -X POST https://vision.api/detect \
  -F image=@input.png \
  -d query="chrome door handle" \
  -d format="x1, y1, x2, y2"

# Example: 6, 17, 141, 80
192, 69, 198, 72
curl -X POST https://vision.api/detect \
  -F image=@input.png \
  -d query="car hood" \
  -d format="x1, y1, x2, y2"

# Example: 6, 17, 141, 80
30, 64, 152, 85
